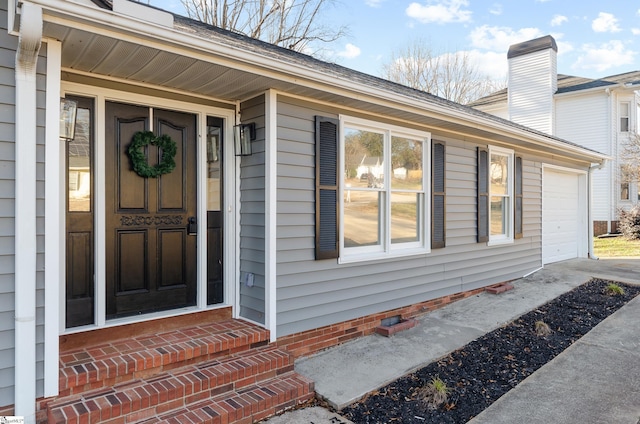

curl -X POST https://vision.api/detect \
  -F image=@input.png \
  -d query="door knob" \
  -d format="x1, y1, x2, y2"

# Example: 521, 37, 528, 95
187, 216, 198, 235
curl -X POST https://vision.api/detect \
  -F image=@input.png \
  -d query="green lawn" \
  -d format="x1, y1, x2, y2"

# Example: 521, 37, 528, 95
593, 236, 640, 257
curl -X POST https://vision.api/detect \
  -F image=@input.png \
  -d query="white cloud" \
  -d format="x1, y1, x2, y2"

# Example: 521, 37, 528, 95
336, 43, 362, 59
465, 50, 508, 80
555, 39, 574, 55
469, 25, 544, 51
406, 0, 472, 24
365, 0, 385, 7
592, 12, 621, 33
550, 15, 568, 27
489, 3, 502, 15
632, 28, 640, 36
573, 40, 635, 72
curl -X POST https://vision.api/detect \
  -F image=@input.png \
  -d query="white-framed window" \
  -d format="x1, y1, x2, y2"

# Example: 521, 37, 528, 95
620, 102, 630, 132
339, 116, 430, 262
488, 146, 514, 244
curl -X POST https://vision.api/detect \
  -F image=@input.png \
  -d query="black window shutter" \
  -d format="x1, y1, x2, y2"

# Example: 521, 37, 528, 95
431, 142, 445, 249
315, 116, 339, 260
477, 147, 489, 243
515, 155, 523, 239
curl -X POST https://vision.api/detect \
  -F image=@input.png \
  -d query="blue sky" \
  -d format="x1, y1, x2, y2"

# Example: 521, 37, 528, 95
148, 0, 640, 82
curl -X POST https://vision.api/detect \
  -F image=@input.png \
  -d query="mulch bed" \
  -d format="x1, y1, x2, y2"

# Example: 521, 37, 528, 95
341, 278, 640, 424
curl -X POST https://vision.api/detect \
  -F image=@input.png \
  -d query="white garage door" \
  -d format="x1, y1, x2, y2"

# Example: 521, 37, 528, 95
543, 169, 581, 264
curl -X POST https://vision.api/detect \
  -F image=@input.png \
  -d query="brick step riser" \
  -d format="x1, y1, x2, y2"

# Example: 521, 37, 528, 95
60, 326, 270, 395
49, 373, 313, 424
133, 374, 315, 424
49, 348, 294, 424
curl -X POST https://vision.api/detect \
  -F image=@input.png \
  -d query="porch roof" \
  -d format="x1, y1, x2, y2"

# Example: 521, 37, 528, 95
35, 0, 608, 164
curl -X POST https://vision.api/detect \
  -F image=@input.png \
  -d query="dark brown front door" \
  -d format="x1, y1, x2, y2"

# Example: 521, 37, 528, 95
105, 102, 197, 318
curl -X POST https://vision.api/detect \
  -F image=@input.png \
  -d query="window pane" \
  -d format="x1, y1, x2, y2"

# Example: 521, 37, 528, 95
621, 182, 629, 200
207, 125, 221, 211
621, 118, 629, 132
391, 192, 419, 243
68, 107, 91, 212
344, 191, 382, 247
344, 127, 384, 188
490, 196, 509, 236
391, 136, 423, 190
490, 153, 508, 195
621, 102, 629, 116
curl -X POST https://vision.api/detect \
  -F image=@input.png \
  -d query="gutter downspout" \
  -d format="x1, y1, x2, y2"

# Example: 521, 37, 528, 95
588, 162, 605, 260
15, 3, 43, 422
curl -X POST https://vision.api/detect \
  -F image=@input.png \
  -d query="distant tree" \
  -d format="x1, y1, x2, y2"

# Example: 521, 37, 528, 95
178, 0, 347, 54
382, 38, 505, 104
620, 133, 640, 183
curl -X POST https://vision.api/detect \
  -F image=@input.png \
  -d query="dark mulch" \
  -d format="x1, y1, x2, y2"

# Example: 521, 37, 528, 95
341, 278, 640, 424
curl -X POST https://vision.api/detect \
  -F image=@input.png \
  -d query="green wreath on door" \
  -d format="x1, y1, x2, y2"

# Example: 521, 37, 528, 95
127, 131, 177, 178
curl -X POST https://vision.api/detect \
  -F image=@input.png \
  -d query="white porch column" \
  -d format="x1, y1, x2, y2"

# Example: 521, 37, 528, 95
15, 3, 43, 422
44, 38, 63, 398
265, 90, 277, 342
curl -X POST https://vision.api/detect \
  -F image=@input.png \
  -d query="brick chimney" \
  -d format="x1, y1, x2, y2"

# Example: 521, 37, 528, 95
507, 35, 557, 134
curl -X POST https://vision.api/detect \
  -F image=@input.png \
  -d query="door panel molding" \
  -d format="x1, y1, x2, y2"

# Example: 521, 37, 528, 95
105, 102, 197, 319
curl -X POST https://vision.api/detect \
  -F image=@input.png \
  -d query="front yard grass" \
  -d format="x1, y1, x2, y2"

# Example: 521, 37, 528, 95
593, 236, 640, 257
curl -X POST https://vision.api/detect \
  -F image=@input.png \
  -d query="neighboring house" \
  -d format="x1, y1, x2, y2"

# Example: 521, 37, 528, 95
355, 156, 383, 180
2, 2, 607, 423
470, 35, 640, 236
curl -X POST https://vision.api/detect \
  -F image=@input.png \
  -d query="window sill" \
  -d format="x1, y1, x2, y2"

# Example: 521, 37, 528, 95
487, 237, 514, 247
338, 247, 430, 264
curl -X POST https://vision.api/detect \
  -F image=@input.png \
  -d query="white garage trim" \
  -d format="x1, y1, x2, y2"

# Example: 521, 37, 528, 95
542, 165, 588, 264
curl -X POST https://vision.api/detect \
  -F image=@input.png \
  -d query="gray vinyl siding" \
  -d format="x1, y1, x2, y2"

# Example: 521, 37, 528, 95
0, 1, 16, 407
274, 94, 582, 338
238, 95, 266, 324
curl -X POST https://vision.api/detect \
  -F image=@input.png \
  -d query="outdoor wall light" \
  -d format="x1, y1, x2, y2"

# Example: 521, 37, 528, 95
59, 98, 78, 141
234, 122, 256, 156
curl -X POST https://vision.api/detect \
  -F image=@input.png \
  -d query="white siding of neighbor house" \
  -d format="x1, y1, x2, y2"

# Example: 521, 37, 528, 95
508, 49, 557, 135
238, 95, 266, 324
0, 2, 47, 406
474, 103, 508, 120
273, 95, 586, 338
555, 92, 611, 222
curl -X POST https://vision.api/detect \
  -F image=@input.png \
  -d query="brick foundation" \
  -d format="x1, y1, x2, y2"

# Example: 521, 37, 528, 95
593, 221, 608, 236
594, 220, 621, 236
611, 220, 619, 234
276, 287, 486, 359
0, 399, 49, 423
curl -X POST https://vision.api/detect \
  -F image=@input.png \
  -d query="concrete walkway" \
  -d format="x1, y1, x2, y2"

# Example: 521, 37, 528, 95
265, 258, 640, 423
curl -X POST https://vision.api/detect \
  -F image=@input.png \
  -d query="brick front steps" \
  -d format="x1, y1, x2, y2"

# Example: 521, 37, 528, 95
48, 320, 314, 423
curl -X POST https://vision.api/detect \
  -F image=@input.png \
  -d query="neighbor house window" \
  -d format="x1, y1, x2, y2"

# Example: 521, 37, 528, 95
620, 102, 630, 132
621, 165, 631, 201
340, 116, 430, 261
489, 146, 514, 244
621, 182, 630, 200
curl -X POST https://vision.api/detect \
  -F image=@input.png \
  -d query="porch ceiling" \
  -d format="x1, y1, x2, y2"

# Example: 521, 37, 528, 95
45, 23, 296, 103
